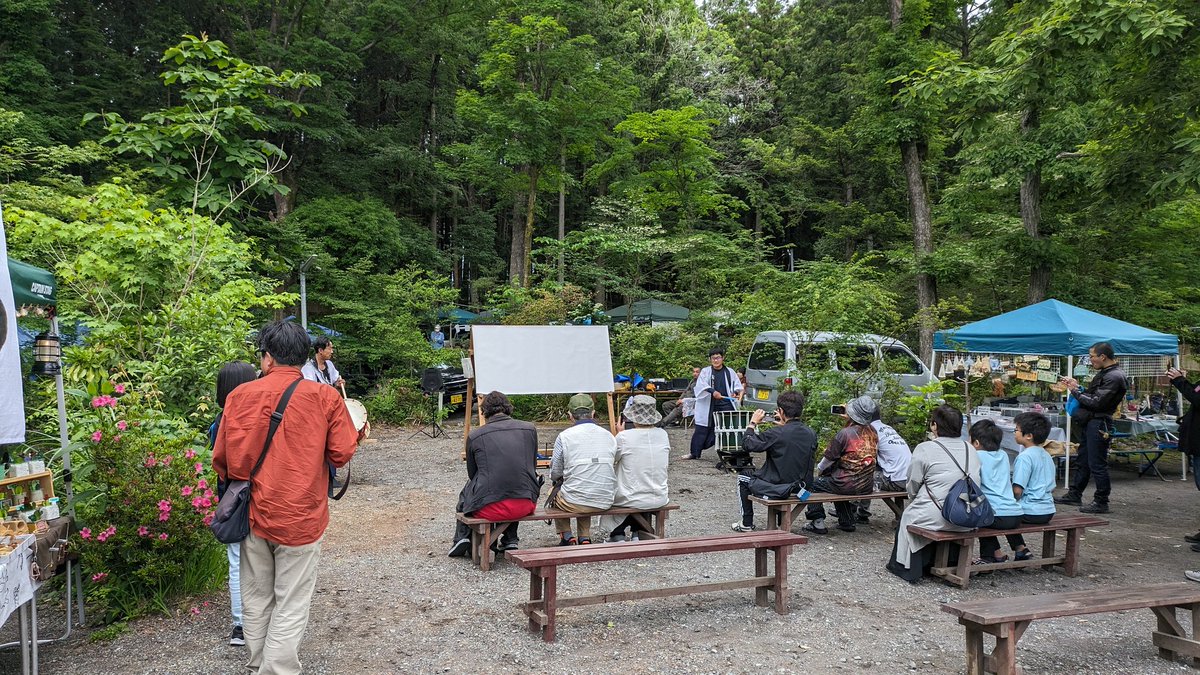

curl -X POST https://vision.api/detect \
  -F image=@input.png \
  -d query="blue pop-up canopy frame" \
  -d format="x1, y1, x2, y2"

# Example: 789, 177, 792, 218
934, 299, 1178, 356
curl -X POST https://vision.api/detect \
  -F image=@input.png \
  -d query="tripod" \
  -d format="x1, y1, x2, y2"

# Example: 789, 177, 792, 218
411, 368, 446, 439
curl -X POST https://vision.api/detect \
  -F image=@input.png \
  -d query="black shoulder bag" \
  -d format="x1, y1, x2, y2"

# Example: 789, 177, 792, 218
210, 378, 303, 544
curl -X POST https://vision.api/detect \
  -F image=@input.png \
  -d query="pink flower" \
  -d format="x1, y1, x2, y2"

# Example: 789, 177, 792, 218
97, 531, 108, 542
202, 513, 214, 526
144, 455, 157, 468
116, 420, 127, 431
203, 489, 213, 500
190, 606, 201, 616
184, 448, 196, 459
199, 497, 212, 508
194, 462, 204, 474
192, 496, 204, 509
158, 511, 170, 522
161, 455, 173, 465
158, 533, 168, 541
91, 572, 108, 583
113, 383, 125, 394
157, 500, 171, 511
105, 526, 116, 536
196, 479, 208, 491
113, 435, 121, 443
90, 395, 118, 408
80, 528, 92, 540
181, 485, 193, 497
137, 526, 149, 537
91, 430, 103, 442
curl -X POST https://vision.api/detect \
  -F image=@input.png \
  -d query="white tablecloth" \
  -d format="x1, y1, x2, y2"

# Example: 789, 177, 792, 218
959, 414, 1067, 455
0, 535, 36, 628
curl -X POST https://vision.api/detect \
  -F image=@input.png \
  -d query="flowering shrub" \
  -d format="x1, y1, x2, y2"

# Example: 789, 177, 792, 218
71, 382, 225, 621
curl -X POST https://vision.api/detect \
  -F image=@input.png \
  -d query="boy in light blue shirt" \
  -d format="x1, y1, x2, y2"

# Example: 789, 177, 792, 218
1011, 413, 1057, 558
971, 420, 1025, 564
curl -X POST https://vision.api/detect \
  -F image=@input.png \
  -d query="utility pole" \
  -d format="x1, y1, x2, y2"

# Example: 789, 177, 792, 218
299, 254, 317, 331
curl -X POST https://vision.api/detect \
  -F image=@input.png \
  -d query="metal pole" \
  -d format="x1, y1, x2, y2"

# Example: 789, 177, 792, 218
1177, 353, 1187, 480
1064, 355, 1073, 489
51, 316, 72, 516
299, 271, 307, 331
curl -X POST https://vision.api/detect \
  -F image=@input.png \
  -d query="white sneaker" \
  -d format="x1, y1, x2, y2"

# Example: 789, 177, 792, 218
630, 533, 640, 542
607, 533, 627, 543
1185, 570, 1200, 583
731, 522, 757, 532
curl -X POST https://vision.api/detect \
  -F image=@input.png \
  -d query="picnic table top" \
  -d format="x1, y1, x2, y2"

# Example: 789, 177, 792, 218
506, 531, 807, 568
943, 582, 1200, 625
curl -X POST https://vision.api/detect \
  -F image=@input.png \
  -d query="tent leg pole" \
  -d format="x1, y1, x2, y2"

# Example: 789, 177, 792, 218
1070, 353, 1080, 487
1178, 355, 1187, 481
51, 317, 73, 516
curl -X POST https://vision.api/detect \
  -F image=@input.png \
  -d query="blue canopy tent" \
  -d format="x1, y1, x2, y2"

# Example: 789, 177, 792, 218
282, 315, 345, 340
934, 299, 1178, 356
934, 299, 1182, 484
436, 307, 478, 323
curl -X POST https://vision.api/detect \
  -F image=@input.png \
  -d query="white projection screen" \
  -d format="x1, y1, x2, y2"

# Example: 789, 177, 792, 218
472, 325, 615, 395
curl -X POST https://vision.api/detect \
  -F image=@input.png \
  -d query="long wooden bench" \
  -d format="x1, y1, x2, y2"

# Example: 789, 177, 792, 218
456, 503, 680, 571
750, 491, 907, 531
506, 531, 807, 642
908, 514, 1108, 589
944, 582, 1200, 674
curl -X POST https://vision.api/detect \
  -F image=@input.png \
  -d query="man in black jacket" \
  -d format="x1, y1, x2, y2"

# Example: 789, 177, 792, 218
1056, 342, 1128, 514
449, 391, 541, 557
731, 390, 817, 531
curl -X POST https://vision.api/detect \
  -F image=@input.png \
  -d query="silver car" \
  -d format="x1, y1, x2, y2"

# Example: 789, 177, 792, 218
742, 331, 937, 412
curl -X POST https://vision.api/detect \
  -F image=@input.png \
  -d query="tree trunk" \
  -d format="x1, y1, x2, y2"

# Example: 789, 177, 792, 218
522, 165, 539, 287
892, 0, 937, 363
558, 147, 566, 284
1021, 105, 1048, 304
508, 191, 524, 285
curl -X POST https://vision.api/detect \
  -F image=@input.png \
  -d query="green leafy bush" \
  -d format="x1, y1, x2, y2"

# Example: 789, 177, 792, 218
69, 383, 225, 622
509, 395, 573, 424
364, 378, 432, 425
609, 322, 709, 379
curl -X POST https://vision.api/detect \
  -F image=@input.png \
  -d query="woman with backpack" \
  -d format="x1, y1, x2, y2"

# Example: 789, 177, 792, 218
887, 404, 982, 583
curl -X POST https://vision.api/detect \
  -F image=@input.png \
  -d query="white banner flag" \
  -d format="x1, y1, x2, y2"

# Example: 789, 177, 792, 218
0, 203, 26, 444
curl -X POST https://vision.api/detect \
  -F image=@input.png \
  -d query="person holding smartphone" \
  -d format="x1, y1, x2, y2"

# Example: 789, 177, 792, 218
802, 396, 879, 534
731, 391, 816, 532
1054, 342, 1127, 514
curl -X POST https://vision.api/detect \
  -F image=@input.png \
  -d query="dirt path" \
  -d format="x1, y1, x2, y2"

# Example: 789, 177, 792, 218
4, 421, 1200, 674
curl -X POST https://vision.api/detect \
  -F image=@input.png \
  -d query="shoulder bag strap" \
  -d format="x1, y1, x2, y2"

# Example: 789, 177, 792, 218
249, 377, 304, 479
924, 439, 969, 509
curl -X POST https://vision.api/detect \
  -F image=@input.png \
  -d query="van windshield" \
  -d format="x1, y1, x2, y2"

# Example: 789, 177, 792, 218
748, 341, 786, 371
883, 346, 922, 375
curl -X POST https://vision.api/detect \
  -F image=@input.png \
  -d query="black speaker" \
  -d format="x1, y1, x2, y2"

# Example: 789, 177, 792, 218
420, 368, 445, 394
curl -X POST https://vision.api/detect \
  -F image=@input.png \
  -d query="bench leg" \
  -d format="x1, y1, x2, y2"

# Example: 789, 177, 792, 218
1041, 530, 1056, 560
1155, 606, 1179, 660
1064, 528, 1080, 576
884, 497, 904, 520
479, 523, 493, 571
542, 567, 558, 643
656, 509, 668, 538
990, 622, 1019, 675
954, 540, 973, 589
755, 548, 768, 607
964, 625, 985, 675
527, 568, 543, 634
1192, 604, 1200, 667
773, 544, 788, 614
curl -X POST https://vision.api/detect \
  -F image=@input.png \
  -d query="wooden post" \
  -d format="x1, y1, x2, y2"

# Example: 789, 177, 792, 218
607, 391, 617, 434
462, 339, 475, 461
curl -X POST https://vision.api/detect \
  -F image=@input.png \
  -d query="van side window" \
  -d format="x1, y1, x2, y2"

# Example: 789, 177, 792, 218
748, 341, 786, 371
883, 346, 922, 375
837, 346, 875, 372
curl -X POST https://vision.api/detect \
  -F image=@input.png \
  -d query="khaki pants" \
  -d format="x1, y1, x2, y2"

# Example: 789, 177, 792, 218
241, 531, 322, 675
553, 494, 603, 540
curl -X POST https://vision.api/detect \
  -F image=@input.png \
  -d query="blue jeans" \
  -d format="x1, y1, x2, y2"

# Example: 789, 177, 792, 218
228, 542, 242, 627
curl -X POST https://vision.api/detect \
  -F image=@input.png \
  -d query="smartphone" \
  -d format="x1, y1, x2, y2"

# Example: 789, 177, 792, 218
830, 405, 846, 415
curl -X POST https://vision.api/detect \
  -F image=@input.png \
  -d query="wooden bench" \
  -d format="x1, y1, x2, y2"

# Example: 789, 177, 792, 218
749, 491, 907, 531
944, 582, 1200, 674
908, 514, 1108, 589
506, 531, 807, 642
456, 503, 680, 571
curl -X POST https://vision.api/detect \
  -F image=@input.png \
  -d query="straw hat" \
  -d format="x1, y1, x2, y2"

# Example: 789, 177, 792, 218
623, 395, 662, 426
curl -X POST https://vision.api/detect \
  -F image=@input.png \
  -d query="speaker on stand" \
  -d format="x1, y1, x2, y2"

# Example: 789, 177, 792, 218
411, 367, 446, 439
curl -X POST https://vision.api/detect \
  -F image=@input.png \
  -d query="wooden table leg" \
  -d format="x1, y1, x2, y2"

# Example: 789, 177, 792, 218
773, 544, 788, 614
754, 548, 768, 607
1192, 603, 1200, 668
781, 504, 795, 532
527, 567, 543, 634
656, 509, 668, 538
1064, 527, 1080, 576
964, 625, 985, 675
543, 566, 558, 643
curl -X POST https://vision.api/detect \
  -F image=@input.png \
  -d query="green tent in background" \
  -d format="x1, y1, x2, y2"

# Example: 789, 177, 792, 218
8, 259, 56, 307
604, 298, 690, 325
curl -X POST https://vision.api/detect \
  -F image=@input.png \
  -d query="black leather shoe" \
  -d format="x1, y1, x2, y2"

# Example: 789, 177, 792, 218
1054, 492, 1083, 505
1191, 543, 1200, 553
1187, 532, 1200, 544
1080, 502, 1109, 514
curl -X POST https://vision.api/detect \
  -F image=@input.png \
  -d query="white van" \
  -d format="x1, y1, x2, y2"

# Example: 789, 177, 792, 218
742, 331, 936, 412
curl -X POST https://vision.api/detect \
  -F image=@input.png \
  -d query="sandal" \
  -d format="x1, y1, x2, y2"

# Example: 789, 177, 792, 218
800, 522, 829, 535
577, 537, 592, 545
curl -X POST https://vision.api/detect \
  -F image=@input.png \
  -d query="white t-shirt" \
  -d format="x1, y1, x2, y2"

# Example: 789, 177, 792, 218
612, 427, 670, 509
872, 420, 911, 482
551, 422, 617, 509
301, 358, 340, 387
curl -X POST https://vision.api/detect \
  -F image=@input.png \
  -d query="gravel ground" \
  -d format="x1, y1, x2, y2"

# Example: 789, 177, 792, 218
3, 419, 1200, 674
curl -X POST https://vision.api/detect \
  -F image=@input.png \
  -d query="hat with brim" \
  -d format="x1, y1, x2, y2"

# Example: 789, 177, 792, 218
846, 395, 878, 425
623, 395, 662, 426
568, 393, 595, 414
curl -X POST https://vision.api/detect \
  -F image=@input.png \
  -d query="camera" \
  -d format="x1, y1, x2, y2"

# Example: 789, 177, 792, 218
830, 405, 846, 415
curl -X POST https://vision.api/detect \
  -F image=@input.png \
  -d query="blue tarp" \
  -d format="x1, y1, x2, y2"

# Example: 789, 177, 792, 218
282, 315, 345, 339
436, 308, 478, 323
933, 299, 1178, 356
